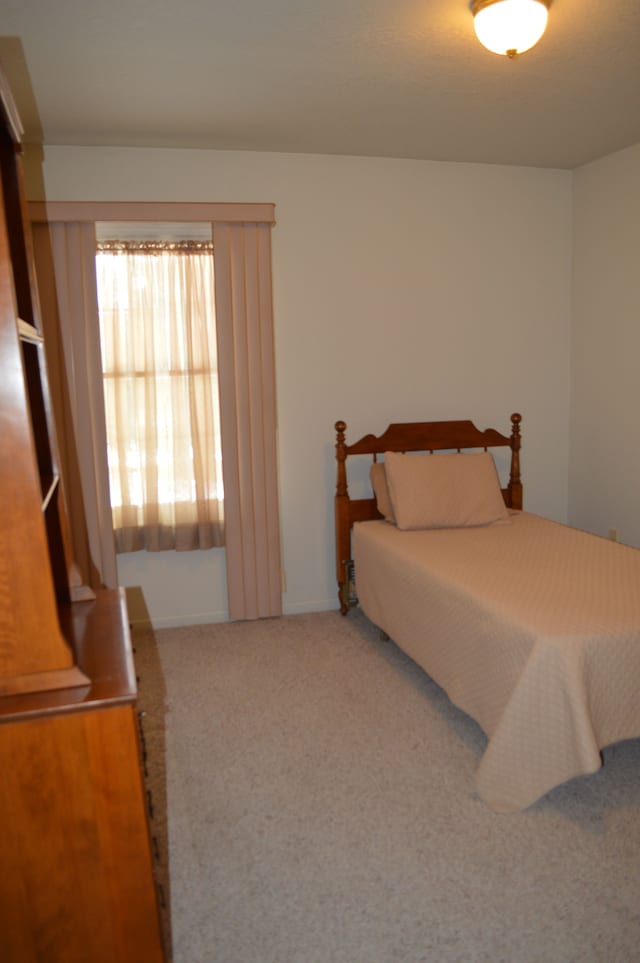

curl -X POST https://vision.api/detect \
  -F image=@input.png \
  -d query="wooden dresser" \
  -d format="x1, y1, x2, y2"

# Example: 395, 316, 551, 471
0, 66, 166, 962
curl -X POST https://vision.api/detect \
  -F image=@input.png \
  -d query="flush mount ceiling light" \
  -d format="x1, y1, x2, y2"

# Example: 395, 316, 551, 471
471, 0, 551, 59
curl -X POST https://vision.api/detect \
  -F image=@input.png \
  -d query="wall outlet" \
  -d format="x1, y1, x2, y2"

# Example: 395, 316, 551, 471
608, 528, 618, 542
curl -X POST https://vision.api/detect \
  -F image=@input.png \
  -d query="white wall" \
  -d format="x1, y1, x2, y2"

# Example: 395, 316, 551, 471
28, 146, 573, 626
570, 143, 640, 548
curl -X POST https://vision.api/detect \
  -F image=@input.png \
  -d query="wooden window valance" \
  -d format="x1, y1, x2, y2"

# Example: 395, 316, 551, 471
28, 201, 276, 225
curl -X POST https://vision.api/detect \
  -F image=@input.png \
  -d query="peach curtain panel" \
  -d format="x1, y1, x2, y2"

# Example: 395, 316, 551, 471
213, 222, 282, 620
29, 203, 281, 620
31, 221, 118, 590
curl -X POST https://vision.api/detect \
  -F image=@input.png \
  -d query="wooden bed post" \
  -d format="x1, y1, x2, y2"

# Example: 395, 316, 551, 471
335, 421, 351, 614
509, 412, 522, 510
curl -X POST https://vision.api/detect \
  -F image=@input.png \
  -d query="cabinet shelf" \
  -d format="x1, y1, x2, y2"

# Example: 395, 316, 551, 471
17, 317, 42, 344
41, 472, 60, 511
0, 589, 133, 721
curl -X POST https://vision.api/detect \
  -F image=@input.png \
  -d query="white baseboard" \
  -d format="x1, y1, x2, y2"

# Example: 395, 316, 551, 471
130, 609, 230, 631
129, 598, 339, 631
282, 598, 337, 615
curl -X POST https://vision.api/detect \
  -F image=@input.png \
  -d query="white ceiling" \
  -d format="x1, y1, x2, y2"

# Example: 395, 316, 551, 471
2, 0, 640, 170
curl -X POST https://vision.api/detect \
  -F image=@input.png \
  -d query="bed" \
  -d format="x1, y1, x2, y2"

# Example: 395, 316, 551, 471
334, 413, 640, 812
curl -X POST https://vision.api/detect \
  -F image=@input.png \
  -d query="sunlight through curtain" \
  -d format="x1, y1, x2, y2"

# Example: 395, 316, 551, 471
95, 241, 225, 552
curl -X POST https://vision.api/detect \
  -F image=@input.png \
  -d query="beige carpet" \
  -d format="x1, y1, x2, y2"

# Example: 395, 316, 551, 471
133, 609, 640, 963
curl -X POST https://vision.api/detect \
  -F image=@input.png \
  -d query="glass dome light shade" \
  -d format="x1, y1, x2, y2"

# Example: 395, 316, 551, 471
472, 0, 550, 57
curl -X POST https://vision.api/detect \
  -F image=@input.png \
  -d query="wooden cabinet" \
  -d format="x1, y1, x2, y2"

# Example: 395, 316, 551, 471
0, 65, 166, 962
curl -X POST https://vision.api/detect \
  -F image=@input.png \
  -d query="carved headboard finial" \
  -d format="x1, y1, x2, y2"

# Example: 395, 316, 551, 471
335, 421, 348, 498
509, 412, 522, 507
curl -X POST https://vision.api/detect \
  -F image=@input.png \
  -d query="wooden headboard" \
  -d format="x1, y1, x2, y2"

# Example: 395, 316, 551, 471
334, 413, 522, 614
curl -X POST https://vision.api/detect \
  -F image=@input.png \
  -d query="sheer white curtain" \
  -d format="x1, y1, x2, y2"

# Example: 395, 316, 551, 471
95, 241, 224, 552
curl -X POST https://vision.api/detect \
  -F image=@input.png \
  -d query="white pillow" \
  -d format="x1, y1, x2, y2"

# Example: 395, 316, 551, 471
384, 450, 508, 531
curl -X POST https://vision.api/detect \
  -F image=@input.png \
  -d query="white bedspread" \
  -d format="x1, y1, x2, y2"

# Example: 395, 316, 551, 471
353, 512, 640, 812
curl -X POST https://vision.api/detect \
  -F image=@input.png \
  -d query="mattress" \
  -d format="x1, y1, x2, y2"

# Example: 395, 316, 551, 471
353, 511, 640, 812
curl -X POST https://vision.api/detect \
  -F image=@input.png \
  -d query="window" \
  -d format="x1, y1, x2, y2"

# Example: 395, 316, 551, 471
31, 203, 279, 617
95, 227, 224, 552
